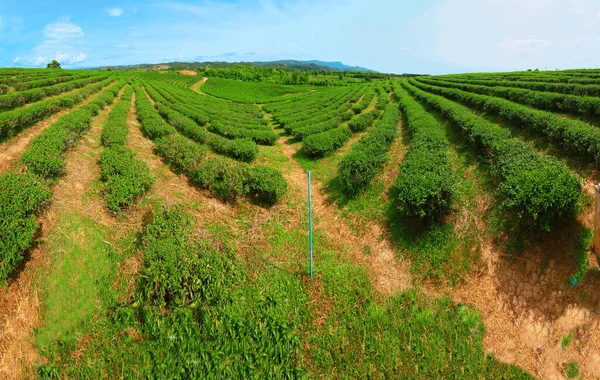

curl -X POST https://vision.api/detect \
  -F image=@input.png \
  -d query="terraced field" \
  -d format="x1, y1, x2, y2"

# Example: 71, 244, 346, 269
2, 68, 600, 378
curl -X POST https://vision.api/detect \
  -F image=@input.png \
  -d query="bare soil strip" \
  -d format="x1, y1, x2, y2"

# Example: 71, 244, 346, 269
278, 133, 411, 295
0, 81, 115, 175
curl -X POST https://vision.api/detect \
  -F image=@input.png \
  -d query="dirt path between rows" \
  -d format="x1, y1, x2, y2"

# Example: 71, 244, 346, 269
277, 132, 411, 295
190, 77, 208, 94
0, 81, 115, 175
0, 87, 124, 380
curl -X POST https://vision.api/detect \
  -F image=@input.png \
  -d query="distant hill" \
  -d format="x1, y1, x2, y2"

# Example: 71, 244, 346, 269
253, 60, 374, 72
94, 59, 376, 72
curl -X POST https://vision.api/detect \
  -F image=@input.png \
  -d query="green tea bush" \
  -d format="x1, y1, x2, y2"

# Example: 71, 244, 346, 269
412, 79, 600, 165
0, 173, 51, 282
404, 80, 580, 230
303, 126, 351, 157
348, 109, 379, 133
99, 146, 154, 212
247, 166, 288, 207
0, 74, 107, 111
394, 87, 455, 219
208, 122, 278, 146
338, 104, 399, 195
0, 77, 113, 141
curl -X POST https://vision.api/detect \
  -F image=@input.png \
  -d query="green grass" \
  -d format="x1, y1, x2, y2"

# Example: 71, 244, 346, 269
566, 361, 580, 378
561, 332, 574, 350
36, 211, 128, 349
37, 201, 532, 379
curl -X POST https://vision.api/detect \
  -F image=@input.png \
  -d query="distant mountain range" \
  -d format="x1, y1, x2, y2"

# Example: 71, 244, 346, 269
254, 60, 374, 72
95, 59, 376, 72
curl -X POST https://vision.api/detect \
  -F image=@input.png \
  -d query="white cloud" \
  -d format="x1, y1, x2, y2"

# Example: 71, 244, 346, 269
108, 8, 124, 17
116, 43, 130, 48
55, 51, 70, 61
176, 52, 184, 59
52, 51, 87, 64
0, 17, 3, 29
499, 39, 551, 51
44, 22, 84, 40
12, 57, 19, 63
34, 57, 47, 66
69, 52, 86, 63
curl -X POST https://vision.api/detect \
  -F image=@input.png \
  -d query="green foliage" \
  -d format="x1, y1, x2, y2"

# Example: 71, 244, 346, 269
413, 79, 600, 166
202, 77, 307, 103
565, 361, 580, 378
21, 81, 124, 178
0, 74, 107, 111
99, 146, 154, 212
394, 86, 455, 219
0, 77, 113, 141
192, 157, 250, 201
0, 173, 51, 282
106, 205, 306, 378
403, 79, 581, 230
303, 125, 352, 157
347, 109, 379, 133
208, 122, 278, 145
420, 77, 600, 116
46, 60, 61, 69
337, 104, 399, 195
136, 85, 287, 206
247, 166, 288, 207
100, 86, 134, 146
561, 332, 574, 349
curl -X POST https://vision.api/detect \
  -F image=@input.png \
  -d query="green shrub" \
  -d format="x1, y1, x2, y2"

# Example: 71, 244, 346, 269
348, 109, 379, 133
404, 80, 581, 230
99, 146, 154, 212
192, 157, 250, 201
247, 166, 288, 207
338, 104, 399, 195
303, 126, 351, 157
0, 173, 51, 282
393, 87, 455, 219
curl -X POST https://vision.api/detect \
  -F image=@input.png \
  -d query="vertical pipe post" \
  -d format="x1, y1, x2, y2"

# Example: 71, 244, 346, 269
308, 171, 313, 278
595, 184, 600, 256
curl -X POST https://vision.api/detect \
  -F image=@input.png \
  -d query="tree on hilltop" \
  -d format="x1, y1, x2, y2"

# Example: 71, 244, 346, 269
47, 60, 61, 69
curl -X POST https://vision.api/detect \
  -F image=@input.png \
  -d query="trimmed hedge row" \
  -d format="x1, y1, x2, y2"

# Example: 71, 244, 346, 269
12, 73, 94, 91
0, 81, 124, 283
393, 86, 455, 219
0, 173, 51, 282
292, 119, 339, 140
134, 85, 287, 206
0, 77, 114, 141
337, 104, 400, 195
99, 86, 153, 212
411, 79, 600, 166
420, 77, 600, 116
143, 83, 259, 162
156, 103, 259, 162
441, 77, 600, 97
348, 109, 380, 133
99, 146, 154, 212
101, 86, 134, 146
21, 81, 124, 178
303, 126, 351, 157
207, 122, 278, 146
403, 80, 581, 230
0, 74, 107, 111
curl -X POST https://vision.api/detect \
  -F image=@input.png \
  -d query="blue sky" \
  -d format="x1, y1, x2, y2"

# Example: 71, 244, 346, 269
0, 0, 599, 74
